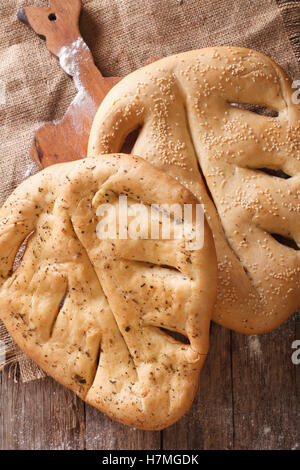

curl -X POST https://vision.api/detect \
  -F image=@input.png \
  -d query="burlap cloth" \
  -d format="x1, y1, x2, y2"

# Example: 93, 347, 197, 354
0, 0, 299, 382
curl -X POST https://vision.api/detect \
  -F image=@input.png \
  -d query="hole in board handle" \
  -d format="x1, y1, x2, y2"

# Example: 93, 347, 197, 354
48, 13, 57, 22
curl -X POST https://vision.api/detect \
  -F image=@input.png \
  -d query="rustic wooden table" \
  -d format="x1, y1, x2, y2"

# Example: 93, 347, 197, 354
1, 313, 298, 450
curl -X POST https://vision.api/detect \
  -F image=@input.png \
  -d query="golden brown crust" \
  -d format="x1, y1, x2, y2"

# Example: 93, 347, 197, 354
0, 154, 217, 430
88, 47, 300, 334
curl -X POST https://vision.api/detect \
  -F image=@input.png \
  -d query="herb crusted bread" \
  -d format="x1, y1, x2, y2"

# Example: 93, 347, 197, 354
0, 154, 217, 429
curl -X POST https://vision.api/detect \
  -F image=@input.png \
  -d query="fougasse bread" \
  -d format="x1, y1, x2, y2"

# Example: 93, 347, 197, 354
0, 154, 217, 430
88, 47, 300, 334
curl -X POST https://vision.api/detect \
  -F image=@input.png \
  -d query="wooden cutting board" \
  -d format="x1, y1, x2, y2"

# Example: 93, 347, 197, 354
17, 0, 148, 168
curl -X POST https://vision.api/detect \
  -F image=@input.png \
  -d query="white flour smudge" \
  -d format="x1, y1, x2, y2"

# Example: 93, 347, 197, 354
58, 38, 97, 129
248, 335, 262, 357
24, 161, 40, 179
58, 38, 89, 92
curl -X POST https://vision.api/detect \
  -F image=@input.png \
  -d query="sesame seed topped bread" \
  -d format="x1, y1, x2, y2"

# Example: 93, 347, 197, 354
88, 47, 300, 334
0, 154, 217, 430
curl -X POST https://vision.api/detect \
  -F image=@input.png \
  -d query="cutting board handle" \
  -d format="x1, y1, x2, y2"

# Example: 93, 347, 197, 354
17, 0, 121, 167
17, 0, 83, 57
17, 0, 159, 168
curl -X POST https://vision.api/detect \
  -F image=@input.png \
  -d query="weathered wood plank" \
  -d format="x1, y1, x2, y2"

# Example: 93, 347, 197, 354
0, 368, 85, 450
162, 323, 233, 450
1, 316, 298, 450
85, 403, 161, 450
231, 315, 299, 450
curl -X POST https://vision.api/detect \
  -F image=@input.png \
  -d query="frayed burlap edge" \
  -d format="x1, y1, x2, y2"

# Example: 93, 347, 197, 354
277, 0, 300, 62
0, 321, 46, 382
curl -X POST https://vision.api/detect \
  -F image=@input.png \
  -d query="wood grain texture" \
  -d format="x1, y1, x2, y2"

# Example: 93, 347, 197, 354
0, 370, 85, 450
231, 315, 299, 450
2, 317, 298, 449
85, 405, 161, 450
162, 324, 233, 450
